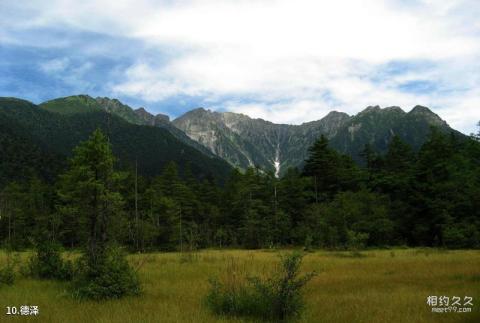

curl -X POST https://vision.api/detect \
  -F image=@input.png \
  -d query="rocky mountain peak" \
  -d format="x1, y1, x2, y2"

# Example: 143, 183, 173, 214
325, 110, 350, 117
95, 96, 122, 108
133, 107, 170, 125
360, 105, 381, 114
221, 111, 256, 130
155, 113, 170, 123
135, 107, 149, 114
190, 107, 210, 115
408, 105, 447, 127
322, 111, 351, 122
384, 106, 405, 114
134, 107, 155, 125
409, 105, 434, 115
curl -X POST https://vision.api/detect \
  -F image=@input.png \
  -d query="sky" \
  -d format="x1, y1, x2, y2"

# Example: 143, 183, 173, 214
1, 0, 479, 134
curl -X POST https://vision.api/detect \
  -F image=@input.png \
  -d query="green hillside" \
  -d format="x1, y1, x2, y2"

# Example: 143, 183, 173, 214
40, 95, 101, 115
0, 97, 233, 184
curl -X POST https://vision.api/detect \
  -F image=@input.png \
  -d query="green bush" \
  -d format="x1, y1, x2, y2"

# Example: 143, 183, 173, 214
28, 241, 73, 280
0, 266, 15, 286
71, 246, 141, 300
0, 262, 16, 286
206, 252, 316, 321
0, 252, 19, 286
346, 230, 369, 251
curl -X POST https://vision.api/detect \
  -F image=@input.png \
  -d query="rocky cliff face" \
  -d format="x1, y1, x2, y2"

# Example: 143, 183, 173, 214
173, 108, 353, 175
133, 107, 170, 126
173, 105, 456, 175
172, 108, 265, 168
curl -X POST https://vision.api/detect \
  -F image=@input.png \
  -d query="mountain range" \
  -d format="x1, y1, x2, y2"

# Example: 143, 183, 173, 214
0, 94, 460, 181
173, 104, 456, 176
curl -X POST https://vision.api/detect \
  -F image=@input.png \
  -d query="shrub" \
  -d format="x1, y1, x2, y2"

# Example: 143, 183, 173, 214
71, 246, 141, 300
0, 265, 15, 286
346, 230, 369, 251
206, 252, 316, 322
28, 241, 73, 280
206, 278, 259, 317
0, 252, 19, 286
0, 263, 16, 286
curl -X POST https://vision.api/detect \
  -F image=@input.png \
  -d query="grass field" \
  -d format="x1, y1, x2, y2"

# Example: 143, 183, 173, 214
0, 249, 479, 323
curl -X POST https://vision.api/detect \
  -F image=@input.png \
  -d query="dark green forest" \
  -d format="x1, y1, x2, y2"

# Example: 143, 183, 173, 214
1, 121, 479, 251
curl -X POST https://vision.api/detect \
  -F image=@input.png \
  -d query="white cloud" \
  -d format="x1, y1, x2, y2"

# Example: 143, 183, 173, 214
39, 58, 70, 73
2, 0, 480, 133
38, 58, 94, 91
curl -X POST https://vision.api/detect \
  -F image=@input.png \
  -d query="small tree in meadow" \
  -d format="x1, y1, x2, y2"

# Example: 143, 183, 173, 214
0, 246, 18, 287
57, 129, 140, 300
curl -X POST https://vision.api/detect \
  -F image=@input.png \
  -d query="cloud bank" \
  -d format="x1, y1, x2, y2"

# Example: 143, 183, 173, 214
1, 0, 479, 133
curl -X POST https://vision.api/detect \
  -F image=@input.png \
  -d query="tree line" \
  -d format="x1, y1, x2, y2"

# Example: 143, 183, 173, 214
1, 125, 479, 251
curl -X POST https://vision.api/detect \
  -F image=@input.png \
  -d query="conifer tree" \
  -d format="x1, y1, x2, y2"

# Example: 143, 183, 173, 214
57, 129, 139, 299
303, 135, 358, 201
57, 129, 124, 262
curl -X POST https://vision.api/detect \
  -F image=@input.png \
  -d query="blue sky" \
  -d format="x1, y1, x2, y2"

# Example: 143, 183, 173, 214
1, 0, 479, 134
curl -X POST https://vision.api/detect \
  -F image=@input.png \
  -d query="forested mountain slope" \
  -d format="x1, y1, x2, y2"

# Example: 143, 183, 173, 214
0, 97, 232, 184
41, 95, 214, 157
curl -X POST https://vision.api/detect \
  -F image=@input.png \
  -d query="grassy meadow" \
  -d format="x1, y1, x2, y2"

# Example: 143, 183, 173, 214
0, 249, 479, 323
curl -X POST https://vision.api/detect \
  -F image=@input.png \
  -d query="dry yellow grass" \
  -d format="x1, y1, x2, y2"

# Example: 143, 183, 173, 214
0, 249, 479, 322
